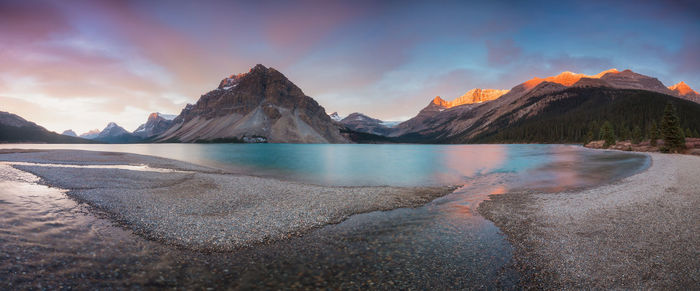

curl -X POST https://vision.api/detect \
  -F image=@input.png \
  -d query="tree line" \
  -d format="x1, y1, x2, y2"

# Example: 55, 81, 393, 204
593, 103, 690, 152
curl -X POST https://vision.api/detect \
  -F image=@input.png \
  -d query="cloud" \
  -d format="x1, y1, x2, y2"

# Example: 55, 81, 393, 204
486, 39, 523, 66
0, 0, 72, 44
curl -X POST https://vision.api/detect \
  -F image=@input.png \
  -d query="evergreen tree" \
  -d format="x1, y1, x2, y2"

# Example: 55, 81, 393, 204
685, 128, 693, 139
649, 121, 659, 146
601, 121, 615, 148
620, 126, 632, 141
632, 126, 642, 144
660, 103, 686, 153
584, 128, 594, 144
694, 129, 699, 138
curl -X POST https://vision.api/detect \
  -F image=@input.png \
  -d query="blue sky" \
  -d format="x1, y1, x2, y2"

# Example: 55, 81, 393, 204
1, 0, 698, 133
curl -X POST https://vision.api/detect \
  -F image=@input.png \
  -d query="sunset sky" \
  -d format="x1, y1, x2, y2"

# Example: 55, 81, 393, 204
1, 0, 699, 134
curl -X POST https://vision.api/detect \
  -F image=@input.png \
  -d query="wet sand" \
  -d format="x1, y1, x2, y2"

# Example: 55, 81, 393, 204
479, 153, 700, 289
0, 149, 456, 251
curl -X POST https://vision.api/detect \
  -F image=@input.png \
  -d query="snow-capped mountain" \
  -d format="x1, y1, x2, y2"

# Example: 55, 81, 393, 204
79, 129, 101, 139
93, 122, 141, 143
61, 129, 77, 137
329, 112, 343, 122
338, 113, 398, 136
133, 112, 176, 138
98, 122, 129, 138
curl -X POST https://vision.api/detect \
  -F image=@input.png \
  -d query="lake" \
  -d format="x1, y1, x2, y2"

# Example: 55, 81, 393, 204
0, 143, 648, 188
0, 144, 649, 289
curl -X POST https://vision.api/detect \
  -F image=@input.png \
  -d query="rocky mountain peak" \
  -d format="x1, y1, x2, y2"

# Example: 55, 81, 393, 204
135, 112, 176, 138
432, 96, 450, 107
669, 81, 698, 96
329, 112, 343, 122
61, 129, 77, 137
451, 88, 510, 106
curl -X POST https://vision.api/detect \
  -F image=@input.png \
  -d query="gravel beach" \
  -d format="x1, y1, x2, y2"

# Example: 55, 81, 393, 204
0, 149, 456, 251
479, 153, 700, 289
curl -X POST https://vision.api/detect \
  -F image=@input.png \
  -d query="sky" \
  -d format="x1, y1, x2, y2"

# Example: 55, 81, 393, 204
1, 0, 699, 134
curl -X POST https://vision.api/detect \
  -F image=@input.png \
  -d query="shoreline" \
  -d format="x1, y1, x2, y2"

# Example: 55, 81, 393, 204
0, 149, 457, 252
478, 152, 700, 289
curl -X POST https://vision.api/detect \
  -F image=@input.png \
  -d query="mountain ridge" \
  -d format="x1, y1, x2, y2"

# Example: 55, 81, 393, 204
0, 111, 94, 143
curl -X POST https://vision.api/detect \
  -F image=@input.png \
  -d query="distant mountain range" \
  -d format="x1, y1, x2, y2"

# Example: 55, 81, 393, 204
386, 69, 700, 143
2, 66, 700, 144
0, 111, 93, 143
335, 113, 399, 136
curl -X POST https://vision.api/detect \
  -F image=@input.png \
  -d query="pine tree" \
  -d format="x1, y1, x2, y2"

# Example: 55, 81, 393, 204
632, 126, 642, 144
685, 128, 692, 139
649, 121, 659, 146
601, 121, 615, 148
660, 103, 686, 153
621, 126, 632, 141
694, 129, 699, 138
584, 128, 594, 144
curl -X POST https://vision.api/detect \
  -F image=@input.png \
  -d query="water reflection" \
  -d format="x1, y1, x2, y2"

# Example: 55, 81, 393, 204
0, 144, 649, 188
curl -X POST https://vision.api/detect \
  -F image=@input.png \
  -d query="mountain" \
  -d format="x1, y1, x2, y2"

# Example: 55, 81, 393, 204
338, 113, 398, 136
448, 88, 510, 107
329, 112, 343, 122
0, 111, 93, 143
391, 88, 508, 136
392, 69, 700, 143
157, 64, 347, 143
133, 112, 176, 139
95, 122, 142, 143
79, 129, 101, 139
61, 129, 77, 137
669, 81, 700, 103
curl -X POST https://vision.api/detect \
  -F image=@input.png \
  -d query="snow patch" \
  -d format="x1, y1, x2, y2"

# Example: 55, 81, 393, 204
157, 113, 177, 120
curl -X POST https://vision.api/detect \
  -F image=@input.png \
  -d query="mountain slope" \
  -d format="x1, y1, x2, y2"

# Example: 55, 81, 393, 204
0, 111, 94, 143
390, 88, 508, 137
133, 112, 175, 139
157, 64, 347, 143
338, 113, 397, 136
61, 130, 77, 137
79, 129, 100, 139
466, 88, 700, 143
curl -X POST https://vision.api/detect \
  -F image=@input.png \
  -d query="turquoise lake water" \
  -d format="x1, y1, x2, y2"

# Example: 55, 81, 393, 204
0, 143, 648, 188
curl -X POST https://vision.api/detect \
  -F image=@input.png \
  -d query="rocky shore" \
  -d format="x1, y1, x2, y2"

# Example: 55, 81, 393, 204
0, 149, 456, 251
479, 153, 700, 289
585, 137, 700, 155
